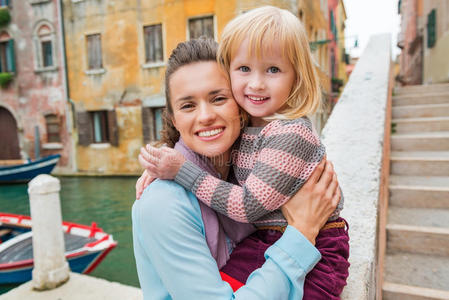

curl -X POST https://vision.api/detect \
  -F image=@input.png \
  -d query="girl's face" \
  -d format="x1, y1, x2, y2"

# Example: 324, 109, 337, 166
169, 61, 241, 160
229, 38, 296, 127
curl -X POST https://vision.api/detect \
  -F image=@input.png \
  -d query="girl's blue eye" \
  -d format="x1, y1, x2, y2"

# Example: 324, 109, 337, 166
268, 66, 280, 73
239, 66, 250, 72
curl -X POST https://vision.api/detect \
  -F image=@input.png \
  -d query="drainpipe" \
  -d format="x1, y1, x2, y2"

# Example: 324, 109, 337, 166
57, 0, 77, 172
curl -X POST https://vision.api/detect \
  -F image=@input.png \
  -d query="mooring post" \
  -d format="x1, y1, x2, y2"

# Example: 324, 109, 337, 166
28, 174, 69, 290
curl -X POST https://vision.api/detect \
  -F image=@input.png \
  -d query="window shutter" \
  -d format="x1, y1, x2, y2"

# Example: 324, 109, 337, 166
141, 107, 154, 143
108, 110, 119, 146
7, 39, 15, 73
77, 111, 93, 146
427, 9, 436, 48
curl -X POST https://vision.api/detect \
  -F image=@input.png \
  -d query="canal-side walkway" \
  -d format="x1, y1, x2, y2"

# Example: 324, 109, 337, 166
0, 272, 142, 300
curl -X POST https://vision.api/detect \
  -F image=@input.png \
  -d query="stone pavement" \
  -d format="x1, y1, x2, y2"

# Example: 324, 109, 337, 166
0, 273, 142, 300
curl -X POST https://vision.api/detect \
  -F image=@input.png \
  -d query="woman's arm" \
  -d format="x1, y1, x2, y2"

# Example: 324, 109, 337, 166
139, 120, 326, 223
132, 179, 322, 300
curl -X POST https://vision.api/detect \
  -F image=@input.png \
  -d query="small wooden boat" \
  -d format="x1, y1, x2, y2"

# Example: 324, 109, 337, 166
0, 213, 117, 284
0, 154, 61, 183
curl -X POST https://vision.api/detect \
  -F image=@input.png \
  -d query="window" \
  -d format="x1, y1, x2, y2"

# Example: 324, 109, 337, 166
188, 16, 214, 40
77, 110, 118, 146
45, 114, 60, 143
144, 24, 163, 63
153, 107, 163, 140
42, 40, 53, 67
0, 0, 9, 7
0, 32, 15, 73
86, 34, 102, 70
142, 106, 164, 142
91, 111, 109, 143
34, 24, 55, 69
427, 9, 436, 48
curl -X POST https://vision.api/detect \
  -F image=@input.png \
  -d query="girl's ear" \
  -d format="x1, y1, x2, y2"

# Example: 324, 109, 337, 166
171, 116, 177, 129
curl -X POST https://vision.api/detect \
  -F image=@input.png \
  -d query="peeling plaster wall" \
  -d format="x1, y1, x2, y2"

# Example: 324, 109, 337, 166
65, 0, 319, 174
321, 34, 391, 299
0, 0, 71, 169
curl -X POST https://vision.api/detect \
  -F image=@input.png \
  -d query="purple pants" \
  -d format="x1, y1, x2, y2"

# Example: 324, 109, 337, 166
220, 218, 350, 299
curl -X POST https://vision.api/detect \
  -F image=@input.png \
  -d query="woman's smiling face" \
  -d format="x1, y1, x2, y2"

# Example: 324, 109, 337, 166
169, 61, 241, 160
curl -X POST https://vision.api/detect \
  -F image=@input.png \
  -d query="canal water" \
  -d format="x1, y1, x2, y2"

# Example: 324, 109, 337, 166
0, 176, 139, 294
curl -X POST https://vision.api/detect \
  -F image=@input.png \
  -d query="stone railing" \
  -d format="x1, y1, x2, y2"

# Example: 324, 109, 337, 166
321, 34, 392, 299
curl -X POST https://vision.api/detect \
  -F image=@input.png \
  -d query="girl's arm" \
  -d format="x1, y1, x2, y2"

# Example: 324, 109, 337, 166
175, 120, 325, 223
133, 179, 322, 300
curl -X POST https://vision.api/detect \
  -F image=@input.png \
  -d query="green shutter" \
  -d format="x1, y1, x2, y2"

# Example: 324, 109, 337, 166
7, 39, 15, 73
427, 9, 436, 48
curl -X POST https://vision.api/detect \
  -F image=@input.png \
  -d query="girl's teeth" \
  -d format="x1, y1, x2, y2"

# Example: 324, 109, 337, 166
198, 128, 223, 137
248, 96, 267, 101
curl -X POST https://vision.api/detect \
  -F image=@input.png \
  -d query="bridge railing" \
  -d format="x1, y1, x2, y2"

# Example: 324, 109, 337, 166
321, 34, 392, 300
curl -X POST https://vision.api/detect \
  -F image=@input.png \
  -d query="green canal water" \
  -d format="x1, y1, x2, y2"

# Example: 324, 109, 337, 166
0, 176, 140, 294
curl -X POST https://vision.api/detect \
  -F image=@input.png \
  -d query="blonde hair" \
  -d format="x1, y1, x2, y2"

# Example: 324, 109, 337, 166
218, 6, 321, 120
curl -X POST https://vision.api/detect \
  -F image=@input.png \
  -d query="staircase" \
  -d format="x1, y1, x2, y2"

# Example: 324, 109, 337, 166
382, 83, 449, 299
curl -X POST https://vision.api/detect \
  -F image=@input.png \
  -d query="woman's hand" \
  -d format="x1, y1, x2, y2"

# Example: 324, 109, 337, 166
135, 170, 155, 199
281, 158, 340, 245
138, 145, 186, 181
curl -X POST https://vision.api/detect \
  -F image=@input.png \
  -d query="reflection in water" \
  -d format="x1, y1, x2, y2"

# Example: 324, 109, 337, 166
0, 176, 139, 294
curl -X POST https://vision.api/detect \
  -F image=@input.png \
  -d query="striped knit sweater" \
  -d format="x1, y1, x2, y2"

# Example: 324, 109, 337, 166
175, 117, 343, 227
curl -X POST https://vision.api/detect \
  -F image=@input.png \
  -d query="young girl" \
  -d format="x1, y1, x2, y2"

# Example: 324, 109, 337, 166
139, 6, 349, 299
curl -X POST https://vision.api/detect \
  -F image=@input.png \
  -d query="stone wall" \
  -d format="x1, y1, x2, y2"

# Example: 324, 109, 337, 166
321, 34, 392, 299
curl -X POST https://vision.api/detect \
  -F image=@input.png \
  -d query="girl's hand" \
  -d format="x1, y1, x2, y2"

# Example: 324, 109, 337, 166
281, 158, 340, 245
138, 145, 186, 180
135, 170, 155, 200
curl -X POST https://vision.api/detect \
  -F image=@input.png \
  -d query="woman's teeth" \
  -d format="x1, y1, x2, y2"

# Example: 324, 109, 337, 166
248, 95, 268, 101
198, 128, 223, 137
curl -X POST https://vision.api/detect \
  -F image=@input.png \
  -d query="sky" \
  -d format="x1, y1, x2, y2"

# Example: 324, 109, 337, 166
343, 0, 401, 59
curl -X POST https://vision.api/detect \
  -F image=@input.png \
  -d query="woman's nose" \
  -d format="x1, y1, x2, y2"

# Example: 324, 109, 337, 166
197, 103, 216, 124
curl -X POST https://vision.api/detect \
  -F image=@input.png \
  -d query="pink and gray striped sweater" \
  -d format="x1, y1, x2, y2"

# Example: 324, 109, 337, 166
175, 117, 343, 227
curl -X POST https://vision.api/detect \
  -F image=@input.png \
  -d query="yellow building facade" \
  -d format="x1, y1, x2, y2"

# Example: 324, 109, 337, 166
63, 0, 331, 174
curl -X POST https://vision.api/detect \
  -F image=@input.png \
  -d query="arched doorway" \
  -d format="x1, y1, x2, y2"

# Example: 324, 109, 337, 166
0, 107, 20, 159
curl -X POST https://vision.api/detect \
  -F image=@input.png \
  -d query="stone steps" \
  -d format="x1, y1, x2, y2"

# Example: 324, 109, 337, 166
392, 116, 449, 133
389, 175, 449, 209
391, 131, 449, 151
383, 282, 449, 300
384, 84, 449, 299
393, 92, 449, 106
383, 253, 449, 296
394, 83, 449, 96
392, 103, 449, 119
390, 151, 449, 176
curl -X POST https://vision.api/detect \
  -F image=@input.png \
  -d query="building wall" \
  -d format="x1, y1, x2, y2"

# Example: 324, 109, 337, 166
0, 0, 72, 170
397, 0, 424, 85
422, 0, 449, 83
336, 0, 347, 83
64, 0, 332, 174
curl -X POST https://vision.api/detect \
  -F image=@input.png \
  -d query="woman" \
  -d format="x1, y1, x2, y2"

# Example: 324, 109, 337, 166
132, 38, 340, 299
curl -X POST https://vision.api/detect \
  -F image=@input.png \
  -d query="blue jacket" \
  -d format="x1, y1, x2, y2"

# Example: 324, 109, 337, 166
132, 179, 321, 300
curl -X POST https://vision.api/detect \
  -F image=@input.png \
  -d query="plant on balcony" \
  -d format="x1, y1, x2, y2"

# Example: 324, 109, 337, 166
331, 78, 344, 93
0, 8, 10, 27
0, 72, 12, 88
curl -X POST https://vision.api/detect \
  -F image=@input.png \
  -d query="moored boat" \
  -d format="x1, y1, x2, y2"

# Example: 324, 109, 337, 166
0, 154, 61, 183
0, 213, 117, 284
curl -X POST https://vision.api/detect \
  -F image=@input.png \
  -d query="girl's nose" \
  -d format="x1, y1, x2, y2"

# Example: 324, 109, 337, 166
248, 73, 265, 90
197, 102, 216, 124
